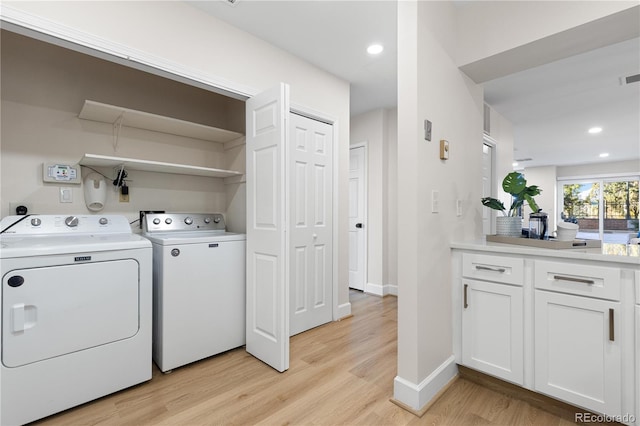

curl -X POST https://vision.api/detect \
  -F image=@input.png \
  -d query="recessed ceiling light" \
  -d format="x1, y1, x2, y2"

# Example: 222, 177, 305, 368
367, 44, 384, 55
512, 162, 519, 167
588, 127, 603, 134
599, 153, 609, 158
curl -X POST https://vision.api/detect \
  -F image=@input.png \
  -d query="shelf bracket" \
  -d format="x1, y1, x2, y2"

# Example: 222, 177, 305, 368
112, 112, 125, 151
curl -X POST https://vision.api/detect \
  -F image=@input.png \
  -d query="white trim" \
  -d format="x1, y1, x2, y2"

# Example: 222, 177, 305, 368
364, 282, 398, 297
337, 302, 352, 319
349, 142, 368, 292
385, 284, 398, 296
1, 6, 345, 329
482, 135, 497, 235
0, 5, 256, 100
393, 355, 458, 411
558, 172, 640, 181
365, 282, 384, 296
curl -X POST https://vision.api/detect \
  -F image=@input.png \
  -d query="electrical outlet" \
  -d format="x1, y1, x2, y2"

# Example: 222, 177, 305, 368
119, 192, 129, 203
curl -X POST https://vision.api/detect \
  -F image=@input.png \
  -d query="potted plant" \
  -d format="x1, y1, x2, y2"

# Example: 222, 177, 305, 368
482, 171, 542, 237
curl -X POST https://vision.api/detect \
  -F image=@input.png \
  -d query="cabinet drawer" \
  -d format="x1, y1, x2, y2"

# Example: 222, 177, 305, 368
462, 253, 524, 285
534, 260, 620, 301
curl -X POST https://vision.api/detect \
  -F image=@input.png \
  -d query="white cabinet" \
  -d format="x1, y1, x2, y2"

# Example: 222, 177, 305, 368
534, 261, 622, 416
461, 253, 524, 385
462, 279, 524, 385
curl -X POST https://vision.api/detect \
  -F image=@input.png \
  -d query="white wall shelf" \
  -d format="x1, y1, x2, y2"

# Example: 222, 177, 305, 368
79, 154, 243, 179
78, 100, 244, 143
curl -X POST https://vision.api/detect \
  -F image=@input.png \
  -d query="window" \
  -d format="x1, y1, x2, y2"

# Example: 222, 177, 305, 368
559, 177, 639, 243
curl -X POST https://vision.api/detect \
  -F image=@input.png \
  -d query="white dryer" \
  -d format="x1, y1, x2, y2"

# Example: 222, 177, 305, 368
143, 213, 245, 373
0, 215, 152, 425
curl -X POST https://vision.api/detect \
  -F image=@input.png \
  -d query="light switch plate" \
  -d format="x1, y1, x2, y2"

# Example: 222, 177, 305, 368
456, 199, 462, 216
431, 190, 439, 213
59, 187, 73, 203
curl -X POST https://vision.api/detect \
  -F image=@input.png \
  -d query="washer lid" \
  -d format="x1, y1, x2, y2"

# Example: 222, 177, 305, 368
143, 231, 246, 245
0, 233, 150, 258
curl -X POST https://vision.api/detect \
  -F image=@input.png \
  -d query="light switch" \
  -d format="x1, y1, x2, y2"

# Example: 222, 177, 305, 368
456, 199, 462, 216
60, 187, 73, 203
431, 190, 439, 213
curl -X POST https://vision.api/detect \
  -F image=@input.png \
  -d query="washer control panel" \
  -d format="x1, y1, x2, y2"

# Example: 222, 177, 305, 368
144, 213, 225, 233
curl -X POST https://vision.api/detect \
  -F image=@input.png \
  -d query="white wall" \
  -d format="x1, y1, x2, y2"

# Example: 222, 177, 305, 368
457, 1, 639, 82
395, 0, 484, 409
350, 108, 398, 295
485, 106, 515, 210
1, 1, 351, 309
557, 160, 640, 178
457, 1, 638, 66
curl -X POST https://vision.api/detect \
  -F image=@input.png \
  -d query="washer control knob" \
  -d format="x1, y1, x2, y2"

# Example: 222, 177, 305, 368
30, 218, 41, 227
99, 217, 108, 225
213, 216, 221, 223
153, 218, 161, 225
184, 217, 193, 225
65, 216, 79, 227
204, 217, 211, 224
165, 218, 173, 225
171, 248, 180, 257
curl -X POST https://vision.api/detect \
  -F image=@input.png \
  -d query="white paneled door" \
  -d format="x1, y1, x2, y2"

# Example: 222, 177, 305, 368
349, 146, 366, 290
246, 83, 290, 372
289, 113, 333, 336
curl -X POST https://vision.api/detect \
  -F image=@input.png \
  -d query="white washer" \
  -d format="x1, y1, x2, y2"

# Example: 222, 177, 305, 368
0, 214, 152, 425
143, 213, 246, 373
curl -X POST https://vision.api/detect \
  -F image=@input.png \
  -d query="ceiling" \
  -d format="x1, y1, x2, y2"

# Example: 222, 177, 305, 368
189, 1, 639, 169
187, 0, 397, 117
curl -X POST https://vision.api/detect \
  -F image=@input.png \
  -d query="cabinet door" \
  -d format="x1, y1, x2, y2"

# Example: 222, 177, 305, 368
462, 279, 524, 385
535, 290, 621, 416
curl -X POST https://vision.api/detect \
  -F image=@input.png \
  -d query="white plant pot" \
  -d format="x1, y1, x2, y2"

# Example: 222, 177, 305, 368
496, 216, 523, 237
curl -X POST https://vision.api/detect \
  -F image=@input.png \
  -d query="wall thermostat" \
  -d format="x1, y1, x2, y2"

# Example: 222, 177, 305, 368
43, 163, 82, 184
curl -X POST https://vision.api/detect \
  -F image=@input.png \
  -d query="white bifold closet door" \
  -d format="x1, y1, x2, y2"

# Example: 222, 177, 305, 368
289, 112, 333, 336
246, 83, 290, 372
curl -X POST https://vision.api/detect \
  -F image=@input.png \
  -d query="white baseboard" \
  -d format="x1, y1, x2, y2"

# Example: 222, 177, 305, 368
364, 282, 398, 297
337, 301, 351, 319
393, 355, 458, 411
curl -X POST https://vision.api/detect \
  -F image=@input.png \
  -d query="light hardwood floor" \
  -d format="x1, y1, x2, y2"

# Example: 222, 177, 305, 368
36, 291, 590, 425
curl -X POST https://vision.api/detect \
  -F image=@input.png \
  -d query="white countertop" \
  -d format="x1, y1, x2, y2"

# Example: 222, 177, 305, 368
451, 238, 640, 266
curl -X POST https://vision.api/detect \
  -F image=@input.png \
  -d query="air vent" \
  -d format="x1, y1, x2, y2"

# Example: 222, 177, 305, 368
515, 157, 533, 162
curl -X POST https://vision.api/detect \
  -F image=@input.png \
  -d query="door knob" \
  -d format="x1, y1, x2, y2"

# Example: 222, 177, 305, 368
312, 234, 318, 239
355, 223, 363, 228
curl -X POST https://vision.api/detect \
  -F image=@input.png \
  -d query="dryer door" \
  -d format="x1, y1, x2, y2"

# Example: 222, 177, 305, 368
2, 259, 139, 367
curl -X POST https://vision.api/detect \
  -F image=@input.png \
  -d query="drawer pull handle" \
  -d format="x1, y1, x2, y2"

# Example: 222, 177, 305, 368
475, 265, 506, 273
464, 284, 468, 309
609, 308, 614, 342
552, 275, 595, 285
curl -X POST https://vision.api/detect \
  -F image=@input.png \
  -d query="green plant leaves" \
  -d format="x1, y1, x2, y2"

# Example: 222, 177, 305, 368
482, 171, 543, 217
502, 172, 526, 194
481, 197, 506, 214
